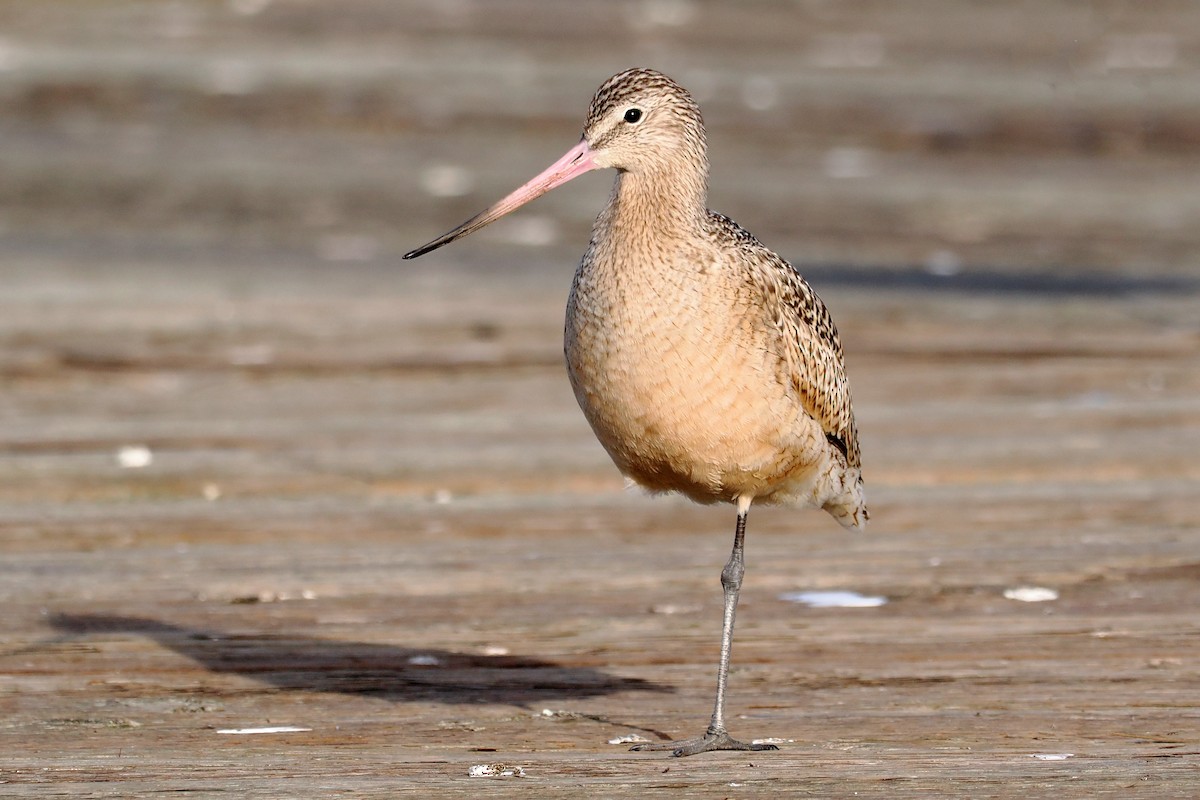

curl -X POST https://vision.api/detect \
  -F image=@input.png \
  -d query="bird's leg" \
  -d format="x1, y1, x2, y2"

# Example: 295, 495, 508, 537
632, 500, 780, 757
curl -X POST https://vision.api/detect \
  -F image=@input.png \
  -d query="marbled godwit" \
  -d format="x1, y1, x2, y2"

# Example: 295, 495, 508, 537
405, 68, 867, 757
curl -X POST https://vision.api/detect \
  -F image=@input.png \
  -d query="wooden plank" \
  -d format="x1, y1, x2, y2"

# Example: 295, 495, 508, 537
2, 250, 1197, 796
1, 1, 1199, 796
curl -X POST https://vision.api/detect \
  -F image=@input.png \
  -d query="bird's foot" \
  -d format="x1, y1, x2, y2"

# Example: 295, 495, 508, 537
630, 730, 780, 758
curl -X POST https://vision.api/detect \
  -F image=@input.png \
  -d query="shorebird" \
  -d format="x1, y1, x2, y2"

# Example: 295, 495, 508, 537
405, 68, 867, 757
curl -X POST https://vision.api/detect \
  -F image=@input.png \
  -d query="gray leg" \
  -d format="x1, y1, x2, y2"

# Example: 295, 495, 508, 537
632, 508, 780, 757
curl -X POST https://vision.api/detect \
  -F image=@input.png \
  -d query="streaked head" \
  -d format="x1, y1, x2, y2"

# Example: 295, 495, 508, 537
581, 68, 706, 175
404, 68, 706, 260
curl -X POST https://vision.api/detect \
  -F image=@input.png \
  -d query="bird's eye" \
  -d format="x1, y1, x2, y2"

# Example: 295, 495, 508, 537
623, 108, 643, 124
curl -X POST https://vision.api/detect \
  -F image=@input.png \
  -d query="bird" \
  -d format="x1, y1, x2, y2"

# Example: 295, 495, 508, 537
404, 68, 867, 757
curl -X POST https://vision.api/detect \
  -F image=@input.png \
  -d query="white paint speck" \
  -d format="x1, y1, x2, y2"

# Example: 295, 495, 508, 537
780, 590, 887, 608
1004, 586, 1059, 603
407, 654, 442, 666
202, 483, 222, 502
482, 645, 510, 656
116, 446, 153, 469
650, 603, 701, 615
537, 708, 579, 719
1033, 753, 1074, 761
468, 763, 526, 777
608, 733, 650, 744
752, 737, 794, 745
217, 726, 312, 735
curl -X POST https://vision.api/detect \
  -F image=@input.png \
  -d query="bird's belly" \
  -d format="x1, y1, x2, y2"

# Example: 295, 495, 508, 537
565, 303, 823, 505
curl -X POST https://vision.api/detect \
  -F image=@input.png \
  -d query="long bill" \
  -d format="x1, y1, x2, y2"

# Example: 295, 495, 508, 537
403, 139, 598, 260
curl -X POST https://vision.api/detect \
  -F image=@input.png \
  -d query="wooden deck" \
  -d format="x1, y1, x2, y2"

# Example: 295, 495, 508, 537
2, 1, 1199, 797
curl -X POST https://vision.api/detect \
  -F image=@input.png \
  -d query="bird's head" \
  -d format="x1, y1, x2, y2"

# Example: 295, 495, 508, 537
404, 68, 705, 260
581, 68, 707, 176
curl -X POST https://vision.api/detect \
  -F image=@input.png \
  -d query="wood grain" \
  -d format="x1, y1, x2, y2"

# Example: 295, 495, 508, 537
1, 1, 1198, 796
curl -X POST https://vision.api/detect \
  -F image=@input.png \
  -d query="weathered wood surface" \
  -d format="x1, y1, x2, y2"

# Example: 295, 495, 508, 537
1, 1, 1199, 797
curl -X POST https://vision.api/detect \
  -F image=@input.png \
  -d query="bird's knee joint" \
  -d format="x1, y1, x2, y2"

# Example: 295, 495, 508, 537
720, 560, 744, 591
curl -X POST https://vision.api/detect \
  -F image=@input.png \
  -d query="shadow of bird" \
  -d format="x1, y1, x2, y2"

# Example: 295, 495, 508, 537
46, 613, 669, 707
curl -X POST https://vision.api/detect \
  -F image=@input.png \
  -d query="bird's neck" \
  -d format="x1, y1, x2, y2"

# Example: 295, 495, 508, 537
601, 166, 709, 245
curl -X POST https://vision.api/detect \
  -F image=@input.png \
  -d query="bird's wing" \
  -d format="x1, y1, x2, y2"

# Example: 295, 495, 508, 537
710, 213, 861, 469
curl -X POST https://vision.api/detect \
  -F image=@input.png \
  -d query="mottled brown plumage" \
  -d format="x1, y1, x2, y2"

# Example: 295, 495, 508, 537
565, 69, 865, 527
405, 67, 867, 756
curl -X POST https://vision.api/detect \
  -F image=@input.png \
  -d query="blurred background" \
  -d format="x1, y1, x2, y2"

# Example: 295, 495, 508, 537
2, 0, 1198, 279
1, 0, 1198, 521
4, 5, 1200, 789
2, 0, 1198, 534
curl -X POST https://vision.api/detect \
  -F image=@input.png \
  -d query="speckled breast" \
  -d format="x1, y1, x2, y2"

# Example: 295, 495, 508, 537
563, 254, 817, 505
